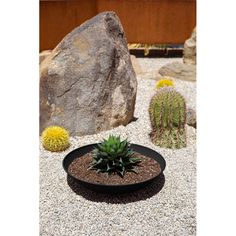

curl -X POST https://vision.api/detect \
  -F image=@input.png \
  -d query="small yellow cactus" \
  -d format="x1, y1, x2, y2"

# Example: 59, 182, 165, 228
156, 77, 174, 89
41, 126, 70, 152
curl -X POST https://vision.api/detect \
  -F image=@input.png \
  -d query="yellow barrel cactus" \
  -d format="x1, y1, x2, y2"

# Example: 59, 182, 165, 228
156, 77, 174, 89
41, 126, 70, 152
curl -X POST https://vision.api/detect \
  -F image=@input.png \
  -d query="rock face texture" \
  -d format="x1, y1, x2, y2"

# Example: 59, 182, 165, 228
159, 61, 196, 82
40, 12, 137, 136
183, 27, 196, 65
39, 50, 52, 64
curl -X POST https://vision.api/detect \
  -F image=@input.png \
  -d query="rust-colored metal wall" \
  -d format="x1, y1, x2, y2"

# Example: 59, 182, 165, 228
40, 0, 196, 51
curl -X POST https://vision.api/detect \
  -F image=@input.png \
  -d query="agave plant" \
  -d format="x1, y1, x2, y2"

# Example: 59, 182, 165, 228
89, 135, 141, 177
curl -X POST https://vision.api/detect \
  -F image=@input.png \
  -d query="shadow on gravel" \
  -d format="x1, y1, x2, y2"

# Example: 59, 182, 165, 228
67, 173, 165, 204
130, 116, 138, 123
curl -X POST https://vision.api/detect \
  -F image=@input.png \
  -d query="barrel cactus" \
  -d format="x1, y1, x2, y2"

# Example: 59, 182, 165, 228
149, 87, 186, 148
156, 77, 174, 89
89, 135, 141, 177
41, 126, 70, 152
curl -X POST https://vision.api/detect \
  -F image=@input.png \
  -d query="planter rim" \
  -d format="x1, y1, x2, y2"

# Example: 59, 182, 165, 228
63, 143, 166, 188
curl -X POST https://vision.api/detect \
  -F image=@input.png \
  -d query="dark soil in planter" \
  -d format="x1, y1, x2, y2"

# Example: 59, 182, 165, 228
68, 152, 161, 185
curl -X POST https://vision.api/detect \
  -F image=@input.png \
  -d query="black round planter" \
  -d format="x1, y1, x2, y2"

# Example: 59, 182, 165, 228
63, 143, 166, 193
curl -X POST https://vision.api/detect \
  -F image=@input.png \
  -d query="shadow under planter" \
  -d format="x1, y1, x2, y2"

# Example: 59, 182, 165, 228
66, 173, 165, 204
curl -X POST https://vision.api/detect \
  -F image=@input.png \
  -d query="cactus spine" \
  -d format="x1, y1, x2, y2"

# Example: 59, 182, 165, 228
149, 87, 186, 149
41, 126, 70, 152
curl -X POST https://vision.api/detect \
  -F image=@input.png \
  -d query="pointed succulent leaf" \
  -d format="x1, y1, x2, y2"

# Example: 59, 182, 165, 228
96, 169, 103, 173
121, 166, 125, 176
127, 167, 138, 174
87, 165, 96, 171
89, 135, 142, 176
99, 151, 109, 157
129, 157, 142, 163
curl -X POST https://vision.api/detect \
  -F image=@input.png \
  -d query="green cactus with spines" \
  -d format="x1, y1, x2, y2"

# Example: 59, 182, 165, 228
149, 87, 186, 149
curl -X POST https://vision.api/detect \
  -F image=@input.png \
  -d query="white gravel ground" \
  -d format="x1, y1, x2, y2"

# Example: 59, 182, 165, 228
138, 57, 183, 73
40, 58, 196, 236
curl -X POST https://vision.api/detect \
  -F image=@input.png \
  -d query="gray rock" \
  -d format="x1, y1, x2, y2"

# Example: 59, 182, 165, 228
159, 61, 196, 81
40, 11, 137, 136
158, 28, 196, 81
39, 50, 51, 64
183, 27, 196, 65
186, 108, 196, 128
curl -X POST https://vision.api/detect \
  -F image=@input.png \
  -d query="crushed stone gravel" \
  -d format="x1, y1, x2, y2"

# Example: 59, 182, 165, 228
40, 58, 196, 236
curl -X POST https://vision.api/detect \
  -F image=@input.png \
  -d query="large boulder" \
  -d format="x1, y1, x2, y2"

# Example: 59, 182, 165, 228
40, 12, 137, 136
183, 27, 196, 65
159, 61, 196, 82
